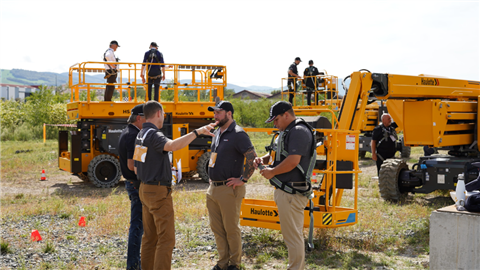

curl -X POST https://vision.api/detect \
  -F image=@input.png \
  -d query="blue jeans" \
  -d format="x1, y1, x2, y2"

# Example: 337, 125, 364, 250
125, 181, 143, 270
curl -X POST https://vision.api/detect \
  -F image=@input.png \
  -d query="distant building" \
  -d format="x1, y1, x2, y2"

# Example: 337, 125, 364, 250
0, 84, 38, 101
268, 91, 283, 100
232, 90, 272, 100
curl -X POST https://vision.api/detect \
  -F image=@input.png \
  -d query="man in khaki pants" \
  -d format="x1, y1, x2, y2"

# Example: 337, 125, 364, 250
206, 101, 257, 270
134, 101, 216, 270
255, 101, 314, 270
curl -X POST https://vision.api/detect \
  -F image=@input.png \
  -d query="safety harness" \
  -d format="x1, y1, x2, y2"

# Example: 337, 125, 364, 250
146, 49, 163, 80
375, 124, 397, 161
266, 118, 317, 249
268, 118, 316, 198
103, 48, 119, 79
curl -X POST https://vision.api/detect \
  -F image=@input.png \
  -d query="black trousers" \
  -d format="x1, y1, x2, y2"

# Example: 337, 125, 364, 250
288, 80, 295, 104
146, 77, 161, 101
376, 153, 395, 175
306, 89, 317, 106
104, 73, 117, 101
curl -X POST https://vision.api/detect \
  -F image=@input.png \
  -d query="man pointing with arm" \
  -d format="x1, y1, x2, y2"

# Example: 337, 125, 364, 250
134, 100, 216, 270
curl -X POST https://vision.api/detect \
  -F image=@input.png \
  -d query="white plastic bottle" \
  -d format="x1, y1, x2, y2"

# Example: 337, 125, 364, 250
456, 173, 466, 206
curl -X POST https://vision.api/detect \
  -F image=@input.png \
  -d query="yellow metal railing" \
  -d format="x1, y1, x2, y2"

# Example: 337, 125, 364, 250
280, 71, 341, 110
68, 62, 227, 103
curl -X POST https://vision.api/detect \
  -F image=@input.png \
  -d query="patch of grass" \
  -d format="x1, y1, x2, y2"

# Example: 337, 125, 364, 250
256, 251, 273, 264
43, 241, 55, 253
59, 213, 70, 219
15, 193, 24, 199
98, 244, 112, 255
1, 239, 12, 254
0, 140, 59, 182
39, 261, 54, 269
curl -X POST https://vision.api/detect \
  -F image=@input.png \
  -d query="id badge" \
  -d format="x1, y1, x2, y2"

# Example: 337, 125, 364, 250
209, 152, 217, 168
268, 154, 274, 165
133, 145, 148, 163
390, 135, 396, 142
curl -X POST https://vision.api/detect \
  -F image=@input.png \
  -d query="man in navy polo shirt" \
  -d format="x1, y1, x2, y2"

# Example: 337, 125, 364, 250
118, 104, 146, 270
141, 42, 165, 101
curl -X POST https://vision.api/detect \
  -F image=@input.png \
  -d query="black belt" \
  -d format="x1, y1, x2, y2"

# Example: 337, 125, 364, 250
211, 181, 230, 187
290, 182, 307, 187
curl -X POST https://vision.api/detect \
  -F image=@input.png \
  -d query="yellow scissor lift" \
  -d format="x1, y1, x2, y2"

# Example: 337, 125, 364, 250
59, 61, 226, 187
240, 71, 361, 232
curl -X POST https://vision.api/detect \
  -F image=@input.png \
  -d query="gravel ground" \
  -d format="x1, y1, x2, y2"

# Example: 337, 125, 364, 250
0, 214, 221, 269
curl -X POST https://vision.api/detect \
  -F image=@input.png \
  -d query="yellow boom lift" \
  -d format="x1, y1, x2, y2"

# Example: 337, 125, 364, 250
58, 61, 226, 187
240, 69, 480, 236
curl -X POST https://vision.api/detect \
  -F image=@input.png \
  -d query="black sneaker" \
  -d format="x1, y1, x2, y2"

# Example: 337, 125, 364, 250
227, 266, 240, 270
212, 265, 224, 270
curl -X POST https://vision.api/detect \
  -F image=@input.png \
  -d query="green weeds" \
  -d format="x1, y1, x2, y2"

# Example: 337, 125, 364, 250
1, 239, 12, 254
43, 241, 55, 253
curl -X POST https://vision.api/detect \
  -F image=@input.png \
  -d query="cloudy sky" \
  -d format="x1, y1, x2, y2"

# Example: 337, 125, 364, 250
1, 0, 478, 88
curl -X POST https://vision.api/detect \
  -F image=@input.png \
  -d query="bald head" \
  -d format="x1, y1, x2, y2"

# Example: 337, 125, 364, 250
381, 113, 392, 127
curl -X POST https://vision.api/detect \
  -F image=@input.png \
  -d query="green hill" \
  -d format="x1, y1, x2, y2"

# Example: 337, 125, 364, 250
0, 69, 106, 86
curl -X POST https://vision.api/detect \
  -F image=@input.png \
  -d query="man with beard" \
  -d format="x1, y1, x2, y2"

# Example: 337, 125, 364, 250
206, 101, 257, 270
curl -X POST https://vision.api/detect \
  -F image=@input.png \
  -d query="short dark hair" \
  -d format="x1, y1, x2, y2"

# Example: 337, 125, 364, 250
143, 101, 163, 119
286, 108, 295, 117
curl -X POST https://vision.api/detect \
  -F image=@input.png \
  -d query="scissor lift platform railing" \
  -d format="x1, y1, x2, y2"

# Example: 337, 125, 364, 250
67, 62, 226, 120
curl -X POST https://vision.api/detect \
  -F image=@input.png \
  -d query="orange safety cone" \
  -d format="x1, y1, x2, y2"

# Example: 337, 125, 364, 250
78, 216, 86, 227
31, 230, 42, 241
40, 169, 47, 181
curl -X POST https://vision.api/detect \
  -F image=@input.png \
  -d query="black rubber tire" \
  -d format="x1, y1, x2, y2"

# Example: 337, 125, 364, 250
400, 136, 411, 158
182, 171, 197, 178
87, 154, 121, 188
77, 172, 89, 182
378, 158, 408, 202
196, 151, 211, 183
359, 151, 367, 159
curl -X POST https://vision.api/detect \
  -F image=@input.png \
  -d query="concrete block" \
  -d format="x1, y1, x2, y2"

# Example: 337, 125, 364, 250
430, 205, 480, 269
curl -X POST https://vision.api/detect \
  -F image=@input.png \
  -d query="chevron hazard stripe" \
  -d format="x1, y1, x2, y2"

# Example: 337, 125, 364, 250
322, 213, 332, 225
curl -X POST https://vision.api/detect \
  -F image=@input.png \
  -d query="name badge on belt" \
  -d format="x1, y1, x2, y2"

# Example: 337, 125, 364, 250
133, 145, 148, 163
209, 152, 217, 168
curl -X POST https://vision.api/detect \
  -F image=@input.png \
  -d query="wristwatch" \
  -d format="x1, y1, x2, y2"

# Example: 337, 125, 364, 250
240, 176, 247, 183
192, 129, 199, 137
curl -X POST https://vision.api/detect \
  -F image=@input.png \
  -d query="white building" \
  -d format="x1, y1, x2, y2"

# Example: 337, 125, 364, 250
0, 84, 39, 100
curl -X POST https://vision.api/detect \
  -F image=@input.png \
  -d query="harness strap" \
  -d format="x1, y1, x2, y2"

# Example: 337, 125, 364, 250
136, 128, 154, 146
148, 74, 162, 80
307, 199, 315, 250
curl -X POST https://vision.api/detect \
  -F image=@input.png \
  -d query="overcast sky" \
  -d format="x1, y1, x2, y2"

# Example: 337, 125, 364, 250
1, 0, 478, 88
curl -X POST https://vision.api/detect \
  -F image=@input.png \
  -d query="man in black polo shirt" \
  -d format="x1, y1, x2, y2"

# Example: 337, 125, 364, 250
255, 101, 313, 270
118, 104, 146, 270
371, 113, 398, 174
287, 57, 302, 104
206, 101, 256, 270
134, 100, 216, 270
141, 42, 165, 101
303, 60, 324, 106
